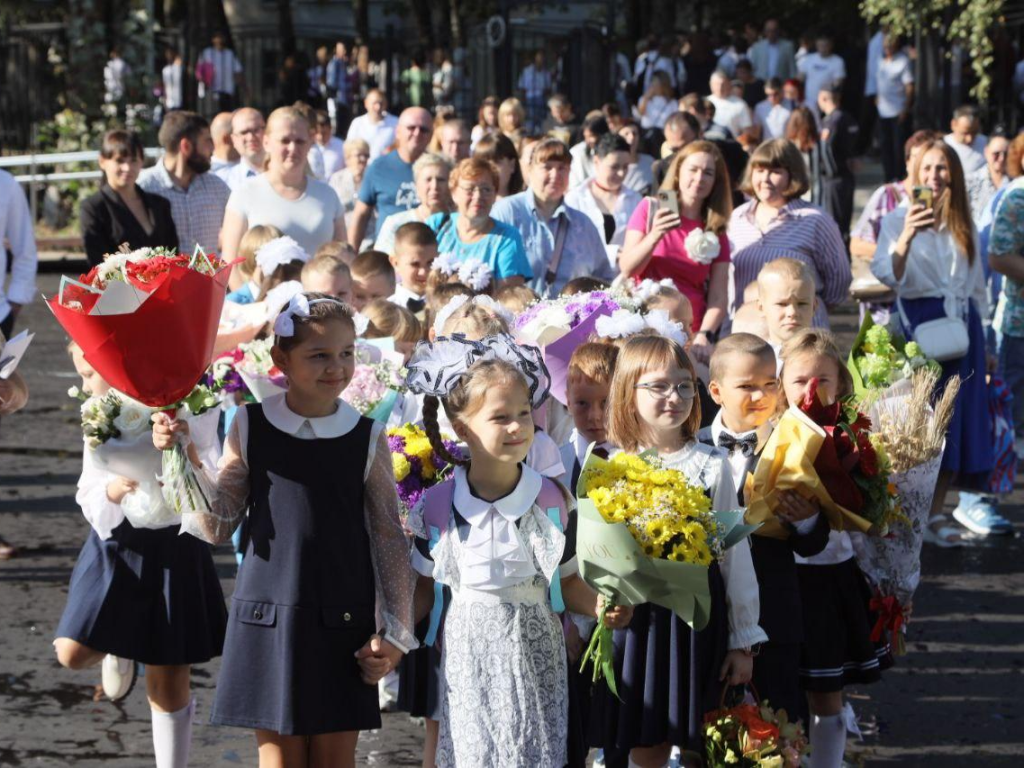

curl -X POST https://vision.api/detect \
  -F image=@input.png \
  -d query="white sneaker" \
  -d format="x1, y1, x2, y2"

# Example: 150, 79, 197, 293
101, 655, 136, 702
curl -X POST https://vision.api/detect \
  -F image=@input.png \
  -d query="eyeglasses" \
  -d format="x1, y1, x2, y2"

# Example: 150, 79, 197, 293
458, 184, 495, 198
634, 380, 696, 400
406, 125, 431, 133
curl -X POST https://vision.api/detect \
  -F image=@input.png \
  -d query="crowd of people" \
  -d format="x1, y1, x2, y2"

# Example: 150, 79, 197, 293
0, 15, 1020, 768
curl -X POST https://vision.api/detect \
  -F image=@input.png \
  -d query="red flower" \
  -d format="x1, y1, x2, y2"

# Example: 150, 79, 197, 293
859, 437, 879, 477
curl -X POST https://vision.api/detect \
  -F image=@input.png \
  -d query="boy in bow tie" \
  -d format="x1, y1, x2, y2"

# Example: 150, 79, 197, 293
698, 332, 828, 718
388, 222, 436, 318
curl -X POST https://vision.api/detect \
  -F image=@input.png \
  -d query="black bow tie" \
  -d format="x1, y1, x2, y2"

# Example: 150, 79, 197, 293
407, 297, 426, 313
592, 445, 610, 460
719, 432, 758, 458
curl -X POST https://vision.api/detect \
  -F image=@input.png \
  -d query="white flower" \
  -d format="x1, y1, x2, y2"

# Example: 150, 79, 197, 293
595, 309, 647, 339
632, 278, 677, 302
433, 252, 458, 275
68, 386, 81, 399
456, 258, 494, 292
683, 228, 721, 266
113, 404, 152, 437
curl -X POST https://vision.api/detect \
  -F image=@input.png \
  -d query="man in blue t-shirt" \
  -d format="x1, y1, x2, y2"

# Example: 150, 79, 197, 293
348, 107, 433, 248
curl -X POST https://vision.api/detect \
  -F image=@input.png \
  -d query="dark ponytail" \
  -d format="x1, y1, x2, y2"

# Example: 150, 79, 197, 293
422, 395, 470, 467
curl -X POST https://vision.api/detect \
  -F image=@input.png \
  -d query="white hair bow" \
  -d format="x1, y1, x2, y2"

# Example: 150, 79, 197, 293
273, 293, 311, 338
256, 236, 310, 275
432, 294, 514, 337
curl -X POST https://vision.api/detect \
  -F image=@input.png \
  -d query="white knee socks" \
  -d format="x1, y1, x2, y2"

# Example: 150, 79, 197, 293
151, 698, 194, 768
809, 713, 846, 768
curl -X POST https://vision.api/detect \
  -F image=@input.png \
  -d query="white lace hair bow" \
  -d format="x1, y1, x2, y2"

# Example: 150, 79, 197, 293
594, 308, 689, 346
433, 252, 494, 292
256, 236, 310, 274
273, 293, 349, 338
406, 332, 551, 407
632, 277, 677, 302
432, 294, 514, 337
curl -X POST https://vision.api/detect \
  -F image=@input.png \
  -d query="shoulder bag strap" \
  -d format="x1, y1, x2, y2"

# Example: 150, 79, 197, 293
543, 214, 570, 295
537, 477, 568, 613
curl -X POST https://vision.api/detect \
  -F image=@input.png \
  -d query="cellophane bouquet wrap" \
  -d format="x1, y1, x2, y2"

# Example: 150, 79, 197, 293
703, 687, 809, 767
745, 379, 900, 538
575, 448, 757, 695
49, 246, 234, 518
234, 337, 288, 402
849, 368, 958, 654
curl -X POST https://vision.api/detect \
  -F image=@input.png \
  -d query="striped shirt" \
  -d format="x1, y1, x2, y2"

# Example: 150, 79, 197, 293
727, 199, 851, 327
138, 160, 230, 255
198, 47, 242, 95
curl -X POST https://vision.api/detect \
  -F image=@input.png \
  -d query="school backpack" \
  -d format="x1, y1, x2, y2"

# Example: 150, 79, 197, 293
420, 475, 569, 646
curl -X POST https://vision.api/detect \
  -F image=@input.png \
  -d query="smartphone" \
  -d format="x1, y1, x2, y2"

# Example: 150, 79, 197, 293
911, 185, 933, 210
657, 190, 681, 217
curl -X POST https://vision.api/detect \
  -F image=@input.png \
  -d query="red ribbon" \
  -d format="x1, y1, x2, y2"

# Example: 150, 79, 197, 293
869, 594, 905, 643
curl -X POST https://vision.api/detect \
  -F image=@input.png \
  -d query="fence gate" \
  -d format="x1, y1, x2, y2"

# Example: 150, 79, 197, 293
0, 23, 66, 152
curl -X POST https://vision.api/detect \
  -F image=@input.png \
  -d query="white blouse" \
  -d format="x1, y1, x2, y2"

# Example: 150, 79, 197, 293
565, 178, 643, 270
183, 393, 418, 653
872, 201, 987, 319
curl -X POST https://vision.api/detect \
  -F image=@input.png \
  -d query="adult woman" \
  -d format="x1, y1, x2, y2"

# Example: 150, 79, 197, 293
498, 97, 526, 148
873, 139, 993, 546
374, 152, 453, 255
471, 96, 501, 151
428, 157, 531, 286
328, 138, 372, 245
619, 140, 731, 352
80, 130, 178, 266
727, 138, 851, 327
638, 71, 677, 131
222, 107, 345, 279
617, 118, 656, 195
472, 132, 524, 198
785, 105, 822, 204
565, 133, 642, 272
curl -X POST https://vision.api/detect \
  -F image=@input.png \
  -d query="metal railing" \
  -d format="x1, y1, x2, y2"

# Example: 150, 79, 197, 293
0, 148, 162, 223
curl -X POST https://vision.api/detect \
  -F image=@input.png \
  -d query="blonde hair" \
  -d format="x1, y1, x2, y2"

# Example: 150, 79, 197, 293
239, 224, 284, 279
731, 301, 769, 339
498, 98, 526, 134
608, 335, 701, 452
757, 257, 814, 292
708, 333, 776, 382
659, 140, 732, 235
422, 359, 529, 467
361, 298, 422, 343
314, 240, 356, 262
778, 328, 853, 409
909, 140, 977, 264
344, 138, 370, 159
494, 284, 539, 314
441, 301, 510, 339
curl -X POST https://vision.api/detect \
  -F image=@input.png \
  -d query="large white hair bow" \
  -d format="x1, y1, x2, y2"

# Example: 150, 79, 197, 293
256, 236, 310, 274
432, 294, 514, 337
272, 293, 350, 338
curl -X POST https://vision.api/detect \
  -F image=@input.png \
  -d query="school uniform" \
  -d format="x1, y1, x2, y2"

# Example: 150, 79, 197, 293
388, 284, 428, 315
698, 414, 829, 717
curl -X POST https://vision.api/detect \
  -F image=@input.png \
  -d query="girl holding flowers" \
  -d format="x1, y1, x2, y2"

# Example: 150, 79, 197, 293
778, 329, 891, 768
151, 293, 418, 767
404, 333, 631, 767
590, 333, 766, 768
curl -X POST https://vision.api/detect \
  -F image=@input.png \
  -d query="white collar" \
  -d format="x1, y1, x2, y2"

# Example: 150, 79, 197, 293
571, 428, 611, 465
389, 284, 425, 305
263, 392, 360, 438
453, 463, 542, 527
709, 410, 774, 453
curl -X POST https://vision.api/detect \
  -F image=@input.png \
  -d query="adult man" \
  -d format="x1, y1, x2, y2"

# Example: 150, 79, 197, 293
568, 115, 610, 189
348, 108, 433, 248
797, 30, 846, 116
634, 35, 688, 95
708, 69, 753, 141
966, 135, 1009, 222
346, 89, 398, 162
216, 107, 265, 191
748, 19, 797, 82
818, 86, 859, 237
439, 119, 471, 162
944, 105, 988, 174
752, 78, 792, 141
0, 170, 37, 340
307, 45, 330, 108
492, 138, 614, 296
875, 34, 915, 182
138, 111, 230, 255
326, 41, 357, 137
197, 31, 243, 112
652, 111, 701, 188
209, 111, 238, 173
735, 59, 764, 108
518, 50, 554, 131
161, 48, 184, 113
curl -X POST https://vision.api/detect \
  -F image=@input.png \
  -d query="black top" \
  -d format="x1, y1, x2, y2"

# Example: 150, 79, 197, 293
821, 108, 860, 180
79, 185, 179, 266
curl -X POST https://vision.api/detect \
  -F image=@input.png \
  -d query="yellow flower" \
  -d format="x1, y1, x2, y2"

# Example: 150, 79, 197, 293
392, 454, 411, 482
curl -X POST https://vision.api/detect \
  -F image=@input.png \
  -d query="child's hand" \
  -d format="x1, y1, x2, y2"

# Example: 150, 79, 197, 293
719, 649, 753, 685
597, 595, 634, 629
106, 477, 139, 504
151, 412, 189, 451
354, 634, 403, 685
776, 490, 820, 523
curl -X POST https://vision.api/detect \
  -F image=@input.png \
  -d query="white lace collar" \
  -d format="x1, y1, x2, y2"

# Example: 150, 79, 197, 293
263, 392, 360, 438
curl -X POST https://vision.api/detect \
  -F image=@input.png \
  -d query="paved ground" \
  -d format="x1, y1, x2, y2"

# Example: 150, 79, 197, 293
2, 221, 1022, 765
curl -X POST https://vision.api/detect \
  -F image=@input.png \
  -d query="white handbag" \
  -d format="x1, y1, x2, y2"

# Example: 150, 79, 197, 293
897, 297, 969, 362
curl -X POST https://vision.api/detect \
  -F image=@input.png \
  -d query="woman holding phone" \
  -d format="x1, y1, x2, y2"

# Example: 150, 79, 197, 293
618, 141, 732, 351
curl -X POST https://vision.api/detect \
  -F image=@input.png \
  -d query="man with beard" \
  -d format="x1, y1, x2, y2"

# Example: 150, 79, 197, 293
217, 107, 266, 191
139, 110, 230, 254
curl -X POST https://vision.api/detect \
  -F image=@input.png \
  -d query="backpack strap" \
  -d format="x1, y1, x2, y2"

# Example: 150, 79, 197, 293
538, 477, 569, 613
422, 480, 455, 646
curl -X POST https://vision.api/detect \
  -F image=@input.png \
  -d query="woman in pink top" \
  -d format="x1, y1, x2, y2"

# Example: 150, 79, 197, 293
619, 140, 732, 360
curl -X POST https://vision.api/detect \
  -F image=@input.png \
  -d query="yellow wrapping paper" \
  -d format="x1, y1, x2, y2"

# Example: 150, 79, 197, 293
744, 406, 874, 538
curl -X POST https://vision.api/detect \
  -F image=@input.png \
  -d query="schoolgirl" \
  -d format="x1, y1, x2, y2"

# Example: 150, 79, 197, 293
227, 231, 308, 305
152, 293, 418, 767
403, 332, 631, 767
778, 328, 892, 768
589, 333, 767, 768
54, 343, 227, 768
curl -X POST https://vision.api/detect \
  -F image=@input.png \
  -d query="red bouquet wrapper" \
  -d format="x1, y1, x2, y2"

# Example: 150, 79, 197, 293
798, 380, 865, 513
49, 264, 233, 407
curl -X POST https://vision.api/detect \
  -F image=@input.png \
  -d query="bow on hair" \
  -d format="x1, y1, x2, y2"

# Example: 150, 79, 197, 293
273, 294, 348, 337
432, 294, 514, 337
256, 236, 310, 274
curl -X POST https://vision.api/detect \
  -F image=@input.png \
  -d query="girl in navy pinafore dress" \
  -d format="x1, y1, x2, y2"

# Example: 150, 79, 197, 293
153, 293, 418, 766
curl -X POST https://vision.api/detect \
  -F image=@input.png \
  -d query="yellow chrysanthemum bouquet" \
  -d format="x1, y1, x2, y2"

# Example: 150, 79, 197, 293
576, 449, 758, 695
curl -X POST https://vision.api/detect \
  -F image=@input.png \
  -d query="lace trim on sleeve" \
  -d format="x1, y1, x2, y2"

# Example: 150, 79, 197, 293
178, 414, 250, 545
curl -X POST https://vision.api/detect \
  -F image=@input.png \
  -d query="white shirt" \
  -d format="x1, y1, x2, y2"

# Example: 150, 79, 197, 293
162, 61, 184, 109
103, 57, 129, 102
307, 143, 326, 181
568, 142, 595, 191
754, 100, 792, 139
198, 47, 242, 94
709, 95, 753, 138
388, 283, 426, 310
0, 171, 37, 324
623, 154, 655, 195
639, 95, 677, 130
216, 157, 262, 191
798, 52, 846, 111
864, 31, 884, 96
875, 53, 914, 118
565, 178, 642, 269
320, 136, 346, 178
346, 113, 398, 162
944, 133, 988, 174
872, 200, 987, 320
517, 65, 553, 100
